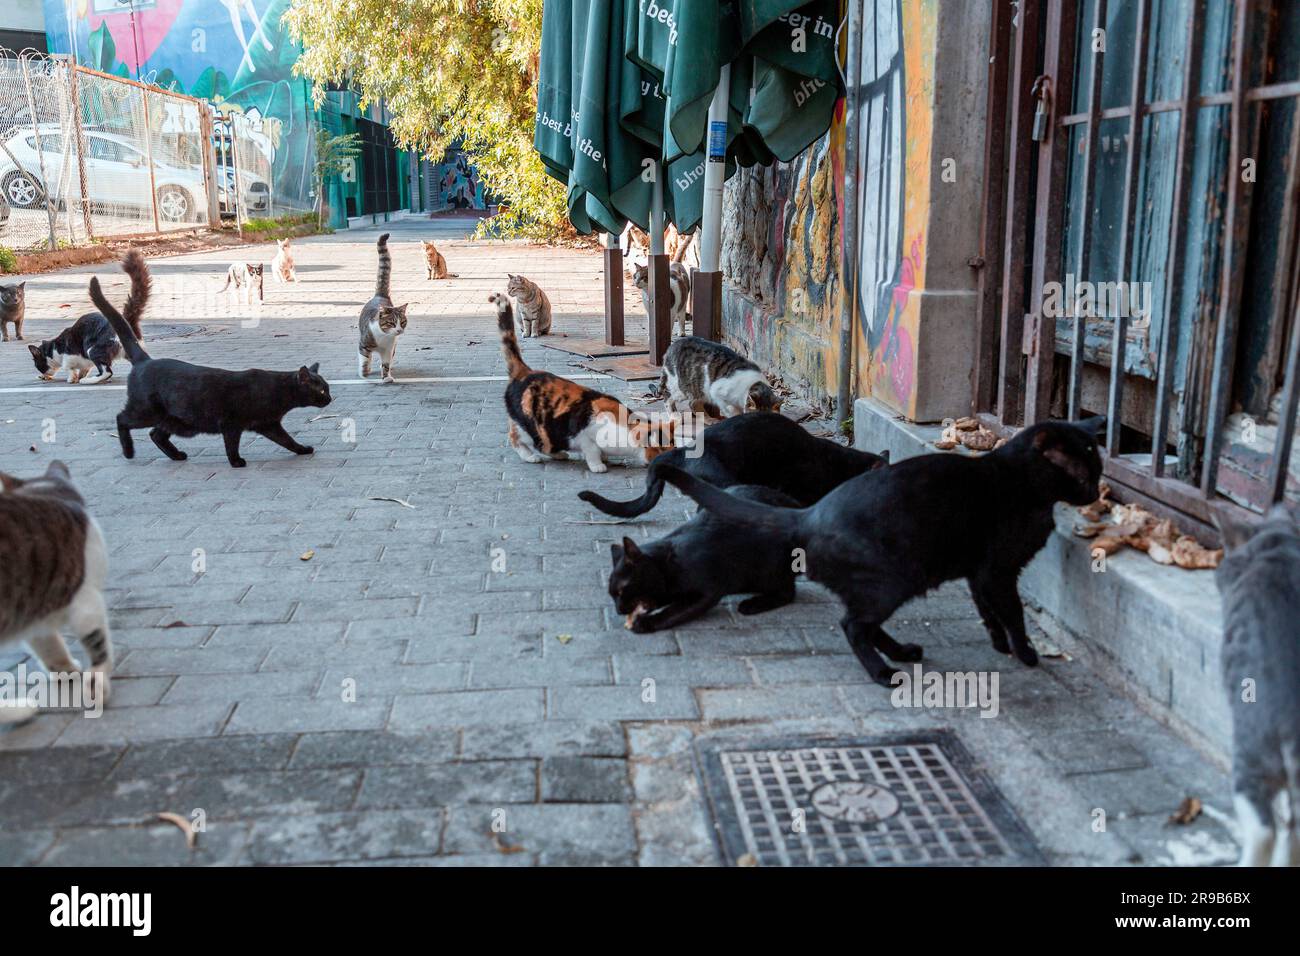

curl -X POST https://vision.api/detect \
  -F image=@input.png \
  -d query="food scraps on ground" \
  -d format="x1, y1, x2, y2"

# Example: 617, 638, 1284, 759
1075, 483, 1222, 569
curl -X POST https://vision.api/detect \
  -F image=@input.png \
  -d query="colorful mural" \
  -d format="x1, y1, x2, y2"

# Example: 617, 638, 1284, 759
44, 0, 316, 210
431, 150, 487, 211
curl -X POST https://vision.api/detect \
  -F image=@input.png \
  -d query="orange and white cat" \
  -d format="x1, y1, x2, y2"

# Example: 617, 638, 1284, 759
421, 240, 457, 280
271, 238, 297, 283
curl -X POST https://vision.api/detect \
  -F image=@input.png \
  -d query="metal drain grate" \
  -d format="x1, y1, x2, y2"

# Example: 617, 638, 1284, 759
695, 732, 1043, 866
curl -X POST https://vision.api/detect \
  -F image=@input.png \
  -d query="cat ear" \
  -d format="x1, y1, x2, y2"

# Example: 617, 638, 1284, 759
1267, 503, 1297, 529
297, 366, 312, 383
45, 460, 70, 480
1213, 504, 1258, 552
610, 542, 623, 564
309, 362, 320, 374
621, 536, 642, 561
27, 344, 40, 358
0, 471, 20, 492
870, 453, 889, 470
1077, 415, 1107, 438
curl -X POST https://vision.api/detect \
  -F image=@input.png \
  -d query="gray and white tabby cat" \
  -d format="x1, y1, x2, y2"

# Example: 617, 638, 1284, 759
220, 261, 264, 305
357, 233, 408, 384
1214, 503, 1300, 866
0, 461, 112, 723
1, 281, 26, 341
506, 273, 552, 337
656, 336, 782, 418
632, 261, 691, 337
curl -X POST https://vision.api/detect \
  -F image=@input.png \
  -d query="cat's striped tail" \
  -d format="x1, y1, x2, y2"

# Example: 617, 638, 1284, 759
374, 232, 392, 298
89, 251, 151, 364
491, 292, 529, 380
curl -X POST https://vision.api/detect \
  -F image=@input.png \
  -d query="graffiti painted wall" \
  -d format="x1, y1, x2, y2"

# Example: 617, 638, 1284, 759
430, 149, 488, 211
43, 0, 316, 210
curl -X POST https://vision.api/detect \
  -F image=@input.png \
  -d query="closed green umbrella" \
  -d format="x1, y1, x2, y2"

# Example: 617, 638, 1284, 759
534, 0, 576, 185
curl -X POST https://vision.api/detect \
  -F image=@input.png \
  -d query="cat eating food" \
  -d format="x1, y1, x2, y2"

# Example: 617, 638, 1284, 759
421, 239, 457, 280
632, 261, 692, 338
92, 251, 331, 468
491, 292, 670, 472
611, 485, 802, 633
657, 417, 1106, 684
358, 233, 408, 384
656, 336, 781, 417
28, 311, 123, 384
271, 238, 297, 283
220, 261, 264, 304
506, 273, 552, 337
579, 412, 887, 518
1, 280, 26, 341
0, 461, 112, 723
1214, 503, 1300, 866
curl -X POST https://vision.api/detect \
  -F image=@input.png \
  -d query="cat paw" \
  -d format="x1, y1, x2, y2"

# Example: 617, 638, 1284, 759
871, 666, 901, 687
381, 375, 395, 384
989, 634, 1011, 655
1014, 642, 1039, 667
229, 458, 247, 468
630, 615, 660, 634
586, 461, 609, 474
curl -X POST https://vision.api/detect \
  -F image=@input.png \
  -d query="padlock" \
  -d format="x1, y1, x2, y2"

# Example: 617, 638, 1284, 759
1032, 97, 1049, 142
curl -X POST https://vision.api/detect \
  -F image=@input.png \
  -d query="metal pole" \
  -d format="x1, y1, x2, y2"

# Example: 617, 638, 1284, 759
691, 64, 730, 341
20, 58, 59, 250
836, 0, 863, 428
648, 164, 672, 363
67, 64, 93, 240
228, 112, 245, 237
139, 87, 161, 233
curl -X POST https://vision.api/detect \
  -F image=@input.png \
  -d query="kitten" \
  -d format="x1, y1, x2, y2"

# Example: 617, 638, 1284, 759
1, 281, 26, 341
611, 485, 802, 633
28, 311, 122, 384
579, 411, 887, 518
656, 416, 1107, 684
271, 238, 297, 283
220, 261, 264, 304
358, 233, 409, 384
1214, 503, 1300, 866
506, 273, 553, 337
491, 292, 670, 472
91, 251, 331, 468
633, 261, 692, 338
421, 239, 457, 280
656, 335, 780, 417
0, 461, 112, 723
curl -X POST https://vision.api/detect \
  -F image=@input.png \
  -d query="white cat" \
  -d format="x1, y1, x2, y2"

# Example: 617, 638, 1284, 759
271, 238, 297, 283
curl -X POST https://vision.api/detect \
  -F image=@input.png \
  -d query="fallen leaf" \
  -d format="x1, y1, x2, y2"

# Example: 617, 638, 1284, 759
488, 830, 526, 855
555, 634, 573, 645
307, 414, 339, 423
163, 620, 188, 629
300, 550, 315, 561
156, 811, 198, 849
368, 496, 415, 509
1169, 796, 1202, 826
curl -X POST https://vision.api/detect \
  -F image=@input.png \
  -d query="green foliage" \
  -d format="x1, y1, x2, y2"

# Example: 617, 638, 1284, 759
241, 212, 328, 235
87, 24, 131, 78
0, 246, 17, 274
311, 130, 360, 227
283, 0, 568, 239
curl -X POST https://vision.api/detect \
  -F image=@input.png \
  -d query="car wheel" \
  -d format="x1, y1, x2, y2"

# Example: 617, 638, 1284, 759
2, 170, 44, 209
157, 185, 192, 223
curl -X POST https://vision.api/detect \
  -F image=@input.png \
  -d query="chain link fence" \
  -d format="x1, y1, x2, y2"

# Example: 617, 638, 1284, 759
0, 51, 215, 252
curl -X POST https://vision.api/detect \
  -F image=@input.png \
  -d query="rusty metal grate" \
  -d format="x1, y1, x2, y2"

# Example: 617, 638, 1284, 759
695, 732, 1042, 867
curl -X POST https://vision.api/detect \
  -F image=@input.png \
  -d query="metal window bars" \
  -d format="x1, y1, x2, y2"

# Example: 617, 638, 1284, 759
976, 0, 1300, 537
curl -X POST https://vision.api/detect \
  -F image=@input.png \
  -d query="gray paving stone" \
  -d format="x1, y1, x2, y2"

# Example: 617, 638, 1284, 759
113, 734, 296, 778
389, 689, 544, 730
244, 810, 444, 864
357, 760, 537, 808
39, 822, 250, 866
0, 829, 56, 865
696, 685, 848, 721
319, 662, 467, 698
163, 670, 320, 704
542, 757, 631, 803
290, 730, 460, 769
442, 803, 635, 865
467, 656, 610, 688
226, 699, 389, 736
55, 703, 233, 747
612, 655, 753, 687
460, 721, 626, 760
549, 685, 699, 721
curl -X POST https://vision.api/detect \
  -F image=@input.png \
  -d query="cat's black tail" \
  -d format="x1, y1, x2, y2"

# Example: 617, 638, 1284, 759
657, 464, 804, 536
375, 232, 392, 298
89, 251, 151, 364
577, 450, 680, 517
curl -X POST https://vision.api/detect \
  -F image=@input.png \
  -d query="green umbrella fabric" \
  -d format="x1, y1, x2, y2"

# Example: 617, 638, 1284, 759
534, 0, 576, 185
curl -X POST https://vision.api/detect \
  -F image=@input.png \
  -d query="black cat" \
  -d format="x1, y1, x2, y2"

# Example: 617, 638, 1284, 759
29, 312, 123, 384
656, 417, 1106, 684
91, 252, 331, 469
578, 412, 888, 518
611, 485, 802, 633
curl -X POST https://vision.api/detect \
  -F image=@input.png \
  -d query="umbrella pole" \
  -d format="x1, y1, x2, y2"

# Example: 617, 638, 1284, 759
648, 164, 673, 364
691, 63, 730, 342
603, 230, 625, 347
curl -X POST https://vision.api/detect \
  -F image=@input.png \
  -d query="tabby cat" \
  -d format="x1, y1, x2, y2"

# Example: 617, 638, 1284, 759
506, 273, 552, 337
1, 281, 26, 341
421, 239, 457, 280
358, 233, 409, 383
28, 311, 122, 384
491, 292, 670, 471
633, 261, 691, 338
1214, 504, 1300, 866
657, 336, 781, 417
0, 461, 112, 722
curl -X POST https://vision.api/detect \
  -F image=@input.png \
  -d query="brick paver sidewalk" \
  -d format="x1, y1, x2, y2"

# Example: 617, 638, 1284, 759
0, 218, 1236, 865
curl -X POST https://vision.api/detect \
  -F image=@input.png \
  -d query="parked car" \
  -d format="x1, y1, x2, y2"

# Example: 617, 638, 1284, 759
0, 124, 209, 223
216, 164, 272, 215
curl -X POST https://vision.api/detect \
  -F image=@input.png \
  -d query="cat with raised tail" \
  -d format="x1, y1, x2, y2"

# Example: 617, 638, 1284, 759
491, 292, 670, 471
507, 273, 552, 337
1214, 504, 1300, 866
358, 233, 408, 383
28, 311, 123, 384
0, 461, 112, 723
93, 251, 331, 468
271, 238, 297, 283
656, 336, 781, 417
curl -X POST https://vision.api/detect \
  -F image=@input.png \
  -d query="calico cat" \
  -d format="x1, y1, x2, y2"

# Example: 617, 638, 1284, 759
421, 239, 457, 279
611, 485, 802, 633
0, 461, 112, 722
656, 416, 1107, 683
491, 292, 671, 471
358, 233, 409, 383
28, 311, 122, 384
271, 238, 297, 283
1, 281, 26, 341
92, 251, 332, 468
579, 412, 887, 518
1214, 503, 1300, 866
656, 335, 780, 416
633, 261, 691, 338
220, 261, 264, 303
506, 273, 553, 337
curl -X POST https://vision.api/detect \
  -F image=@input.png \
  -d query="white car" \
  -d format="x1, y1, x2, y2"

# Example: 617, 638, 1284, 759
0, 124, 207, 223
